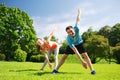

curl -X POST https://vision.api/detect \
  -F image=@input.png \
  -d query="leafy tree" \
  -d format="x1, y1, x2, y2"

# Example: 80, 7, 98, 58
84, 35, 109, 63
59, 40, 68, 54
0, 4, 37, 61
82, 28, 97, 42
109, 23, 120, 46
98, 24, 120, 63
98, 25, 111, 38
111, 46, 120, 64
44, 35, 58, 42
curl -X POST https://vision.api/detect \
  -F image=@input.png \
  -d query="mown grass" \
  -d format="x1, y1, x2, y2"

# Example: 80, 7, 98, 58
0, 61, 120, 80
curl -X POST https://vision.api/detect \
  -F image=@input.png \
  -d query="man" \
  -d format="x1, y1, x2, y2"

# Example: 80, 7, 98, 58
52, 9, 96, 75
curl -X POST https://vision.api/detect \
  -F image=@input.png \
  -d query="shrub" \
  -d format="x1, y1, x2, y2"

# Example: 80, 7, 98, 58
30, 55, 43, 62
0, 53, 6, 60
14, 49, 27, 62
30, 54, 54, 62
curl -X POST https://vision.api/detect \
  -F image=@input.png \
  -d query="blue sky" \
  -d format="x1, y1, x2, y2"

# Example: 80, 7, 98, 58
0, 0, 120, 42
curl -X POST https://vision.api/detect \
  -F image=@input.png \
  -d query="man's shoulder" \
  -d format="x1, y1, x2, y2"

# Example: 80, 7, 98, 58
74, 23, 79, 30
66, 35, 72, 41
67, 35, 72, 38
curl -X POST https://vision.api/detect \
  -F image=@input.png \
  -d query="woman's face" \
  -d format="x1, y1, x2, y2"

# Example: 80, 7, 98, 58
37, 39, 44, 46
66, 28, 75, 37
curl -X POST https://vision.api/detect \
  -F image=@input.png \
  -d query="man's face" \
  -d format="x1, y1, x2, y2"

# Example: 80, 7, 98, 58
66, 28, 75, 37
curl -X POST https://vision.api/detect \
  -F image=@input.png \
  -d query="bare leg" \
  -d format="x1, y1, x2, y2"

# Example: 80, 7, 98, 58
42, 51, 52, 70
72, 47, 87, 69
74, 52, 87, 69
54, 46, 59, 69
44, 53, 52, 69
40, 50, 52, 70
55, 54, 68, 71
82, 52, 94, 71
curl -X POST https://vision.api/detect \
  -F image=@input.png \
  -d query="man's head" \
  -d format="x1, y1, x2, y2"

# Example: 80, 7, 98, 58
66, 26, 75, 37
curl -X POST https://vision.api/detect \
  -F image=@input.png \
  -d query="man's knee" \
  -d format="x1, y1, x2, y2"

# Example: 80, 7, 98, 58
82, 52, 89, 59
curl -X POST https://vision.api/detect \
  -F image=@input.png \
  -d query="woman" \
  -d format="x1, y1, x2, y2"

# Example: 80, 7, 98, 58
37, 29, 59, 70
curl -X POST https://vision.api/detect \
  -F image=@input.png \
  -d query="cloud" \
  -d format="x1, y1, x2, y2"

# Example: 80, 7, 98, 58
32, 8, 99, 42
32, 1, 120, 42
32, 1, 98, 42
32, 15, 74, 42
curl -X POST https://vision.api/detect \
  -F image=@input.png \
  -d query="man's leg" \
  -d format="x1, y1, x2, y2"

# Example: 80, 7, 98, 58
72, 47, 87, 69
52, 54, 68, 73
54, 46, 59, 69
56, 54, 68, 70
82, 52, 96, 74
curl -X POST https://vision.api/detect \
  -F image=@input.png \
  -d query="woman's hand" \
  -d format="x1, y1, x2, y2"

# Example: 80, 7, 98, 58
48, 63, 52, 69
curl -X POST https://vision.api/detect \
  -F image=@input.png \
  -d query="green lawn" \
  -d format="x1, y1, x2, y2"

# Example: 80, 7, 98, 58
0, 61, 120, 80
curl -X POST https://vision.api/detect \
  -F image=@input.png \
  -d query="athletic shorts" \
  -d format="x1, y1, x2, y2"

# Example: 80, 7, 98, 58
65, 43, 86, 54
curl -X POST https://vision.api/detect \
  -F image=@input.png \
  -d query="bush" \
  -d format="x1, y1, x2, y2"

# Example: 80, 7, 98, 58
30, 54, 54, 62
30, 55, 44, 62
14, 49, 27, 62
0, 53, 6, 60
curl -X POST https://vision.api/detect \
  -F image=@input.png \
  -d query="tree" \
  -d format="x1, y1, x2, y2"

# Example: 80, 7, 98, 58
109, 23, 120, 46
98, 25, 111, 38
82, 28, 97, 42
84, 35, 109, 63
59, 40, 68, 54
111, 46, 120, 64
44, 35, 58, 42
0, 4, 37, 61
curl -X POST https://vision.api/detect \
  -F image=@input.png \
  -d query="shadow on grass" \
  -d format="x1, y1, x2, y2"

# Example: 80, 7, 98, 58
34, 71, 51, 76
34, 71, 82, 76
9, 69, 82, 76
9, 69, 38, 72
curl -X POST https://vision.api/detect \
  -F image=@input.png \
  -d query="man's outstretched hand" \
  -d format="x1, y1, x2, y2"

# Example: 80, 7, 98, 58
82, 61, 87, 69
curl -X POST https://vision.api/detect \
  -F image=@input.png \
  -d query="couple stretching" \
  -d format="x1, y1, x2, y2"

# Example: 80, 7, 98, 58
37, 9, 96, 75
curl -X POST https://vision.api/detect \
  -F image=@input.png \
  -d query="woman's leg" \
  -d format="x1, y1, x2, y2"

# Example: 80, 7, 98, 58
40, 50, 52, 70
54, 46, 59, 69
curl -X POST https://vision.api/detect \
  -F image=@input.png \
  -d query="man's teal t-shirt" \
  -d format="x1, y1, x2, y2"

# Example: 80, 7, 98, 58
66, 24, 83, 48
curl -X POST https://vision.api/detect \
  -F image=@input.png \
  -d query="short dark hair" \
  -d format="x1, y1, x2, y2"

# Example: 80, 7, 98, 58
65, 26, 73, 31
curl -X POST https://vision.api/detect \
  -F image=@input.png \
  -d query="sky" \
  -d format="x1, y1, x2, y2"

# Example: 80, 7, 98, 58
0, 0, 120, 42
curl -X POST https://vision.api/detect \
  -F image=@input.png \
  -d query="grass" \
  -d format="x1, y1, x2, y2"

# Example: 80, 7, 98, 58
0, 61, 120, 80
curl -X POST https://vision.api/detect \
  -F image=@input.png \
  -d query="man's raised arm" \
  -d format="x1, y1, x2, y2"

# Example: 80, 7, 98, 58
76, 8, 81, 24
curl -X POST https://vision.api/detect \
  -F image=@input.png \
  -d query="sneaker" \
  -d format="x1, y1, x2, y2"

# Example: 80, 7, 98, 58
52, 69, 59, 74
91, 70, 96, 75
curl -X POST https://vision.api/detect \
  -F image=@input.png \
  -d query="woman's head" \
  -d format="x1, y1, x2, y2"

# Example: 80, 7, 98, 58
36, 38, 44, 51
37, 38, 44, 46
66, 26, 75, 37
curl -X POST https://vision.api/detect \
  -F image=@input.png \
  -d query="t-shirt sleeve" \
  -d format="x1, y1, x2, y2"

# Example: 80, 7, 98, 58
74, 23, 79, 32
67, 36, 74, 48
